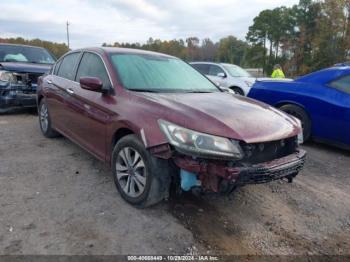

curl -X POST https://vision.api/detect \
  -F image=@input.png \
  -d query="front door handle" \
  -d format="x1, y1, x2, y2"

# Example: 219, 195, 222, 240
66, 88, 74, 95
47, 79, 52, 84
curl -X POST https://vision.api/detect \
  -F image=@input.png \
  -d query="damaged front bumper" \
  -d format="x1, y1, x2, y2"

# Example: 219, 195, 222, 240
0, 83, 37, 112
173, 149, 306, 192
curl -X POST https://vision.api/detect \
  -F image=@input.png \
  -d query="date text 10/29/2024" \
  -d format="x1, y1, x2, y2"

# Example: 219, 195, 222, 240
127, 255, 219, 261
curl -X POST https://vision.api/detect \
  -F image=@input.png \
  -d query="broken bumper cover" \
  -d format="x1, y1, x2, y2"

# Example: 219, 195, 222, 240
174, 149, 306, 192
0, 85, 37, 111
235, 149, 306, 184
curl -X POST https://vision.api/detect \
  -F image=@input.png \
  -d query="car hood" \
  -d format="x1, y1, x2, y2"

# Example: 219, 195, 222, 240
0, 62, 52, 74
141, 92, 300, 143
256, 77, 294, 82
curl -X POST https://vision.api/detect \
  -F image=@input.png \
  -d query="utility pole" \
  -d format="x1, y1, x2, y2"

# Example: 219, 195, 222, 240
66, 21, 70, 49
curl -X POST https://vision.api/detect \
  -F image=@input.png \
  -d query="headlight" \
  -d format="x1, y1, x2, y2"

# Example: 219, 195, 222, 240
158, 120, 243, 159
291, 117, 304, 144
295, 118, 304, 144
297, 131, 304, 145
0, 70, 16, 83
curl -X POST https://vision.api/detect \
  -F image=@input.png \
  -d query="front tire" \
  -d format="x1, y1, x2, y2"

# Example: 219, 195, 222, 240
112, 134, 172, 208
230, 87, 244, 96
38, 99, 60, 138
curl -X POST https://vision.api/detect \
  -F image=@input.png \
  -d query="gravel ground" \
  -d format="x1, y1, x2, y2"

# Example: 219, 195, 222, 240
0, 112, 349, 256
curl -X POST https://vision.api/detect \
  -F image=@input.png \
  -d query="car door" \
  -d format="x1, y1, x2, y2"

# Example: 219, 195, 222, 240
45, 52, 81, 134
64, 52, 114, 161
324, 75, 350, 145
306, 76, 350, 146
207, 64, 227, 87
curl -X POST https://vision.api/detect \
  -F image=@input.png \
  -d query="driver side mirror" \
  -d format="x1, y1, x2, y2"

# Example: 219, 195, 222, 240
217, 72, 226, 78
80, 77, 103, 92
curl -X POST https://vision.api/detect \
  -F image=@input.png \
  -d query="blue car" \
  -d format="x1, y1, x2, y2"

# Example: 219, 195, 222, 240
248, 67, 350, 149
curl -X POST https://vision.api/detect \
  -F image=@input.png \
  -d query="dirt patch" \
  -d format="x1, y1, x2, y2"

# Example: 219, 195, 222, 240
168, 142, 350, 255
168, 193, 253, 255
1, 113, 350, 255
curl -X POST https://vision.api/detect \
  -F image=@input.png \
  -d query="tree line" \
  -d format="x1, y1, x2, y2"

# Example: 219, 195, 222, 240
104, 0, 350, 76
246, 0, 350, 76
1, 0, 349, 76
102, 36, 249, 67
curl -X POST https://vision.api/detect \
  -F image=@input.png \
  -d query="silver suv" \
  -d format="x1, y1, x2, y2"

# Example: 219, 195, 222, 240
190, 62, 256, 95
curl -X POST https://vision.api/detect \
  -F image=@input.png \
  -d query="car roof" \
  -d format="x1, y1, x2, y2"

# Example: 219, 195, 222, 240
190, 61, 220, 65
190, 61, 240, 67
72, 47, 175, 58
296, 66, 350, 83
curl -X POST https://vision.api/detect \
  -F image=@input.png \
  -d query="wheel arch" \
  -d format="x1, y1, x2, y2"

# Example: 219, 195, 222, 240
111, 127, 135, 148
228, 86, 245, 95
275, 101, 313, 139
275, 100, 312, 119
37, 94, 44, 106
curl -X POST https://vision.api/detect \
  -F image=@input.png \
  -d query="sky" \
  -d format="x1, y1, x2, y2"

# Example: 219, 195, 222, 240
0, 0, 299, 49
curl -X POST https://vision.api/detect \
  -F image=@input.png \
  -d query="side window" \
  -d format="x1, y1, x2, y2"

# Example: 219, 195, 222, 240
329, 75, 350, 94
57, 52, 80, 80
192, 64, 209, 75
208, 65, 225, 76
76, 52, 111, 89
53, 59, 62, 75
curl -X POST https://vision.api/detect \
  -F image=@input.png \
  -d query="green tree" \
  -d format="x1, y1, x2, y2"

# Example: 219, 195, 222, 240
246, 7, 295, 74
312, 0, 349, 69
217, 36, 248, 65
200, 38, 217, 61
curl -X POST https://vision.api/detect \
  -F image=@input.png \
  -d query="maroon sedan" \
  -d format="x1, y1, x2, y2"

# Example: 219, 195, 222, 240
37, 47, 306, 207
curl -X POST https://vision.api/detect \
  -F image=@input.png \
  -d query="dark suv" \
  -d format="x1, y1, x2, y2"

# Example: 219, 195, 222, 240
37, 47, 306, 207
0, 44, 56, 112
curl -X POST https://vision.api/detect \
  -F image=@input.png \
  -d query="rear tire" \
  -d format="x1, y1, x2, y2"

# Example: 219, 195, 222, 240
112, 134, 172, 208
230, 87, 244, 96
38, 99, 60, 138
279, 104, 311, 141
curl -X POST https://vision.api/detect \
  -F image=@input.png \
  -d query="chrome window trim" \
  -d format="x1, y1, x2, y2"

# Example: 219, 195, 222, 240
55, 51, 82, 81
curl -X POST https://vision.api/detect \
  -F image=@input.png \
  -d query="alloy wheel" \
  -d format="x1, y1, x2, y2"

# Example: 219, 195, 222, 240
116, 147, 147, 198
40, 103, 49, 132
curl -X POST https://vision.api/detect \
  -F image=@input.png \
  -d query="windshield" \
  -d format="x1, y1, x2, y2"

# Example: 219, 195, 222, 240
222, 64, 252, 77
0, 45, 56, 64
110, 53, 219, 93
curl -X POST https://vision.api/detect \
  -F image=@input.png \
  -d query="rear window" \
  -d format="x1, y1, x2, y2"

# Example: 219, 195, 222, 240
53, 59, 62, 75
191, 63, 209, 75
57, 52, 80, 81
329, 75, 350, 94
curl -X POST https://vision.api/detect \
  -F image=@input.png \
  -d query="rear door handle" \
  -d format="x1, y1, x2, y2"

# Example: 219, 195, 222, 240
66, 88, 74, 95
47, 79, 52, 84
